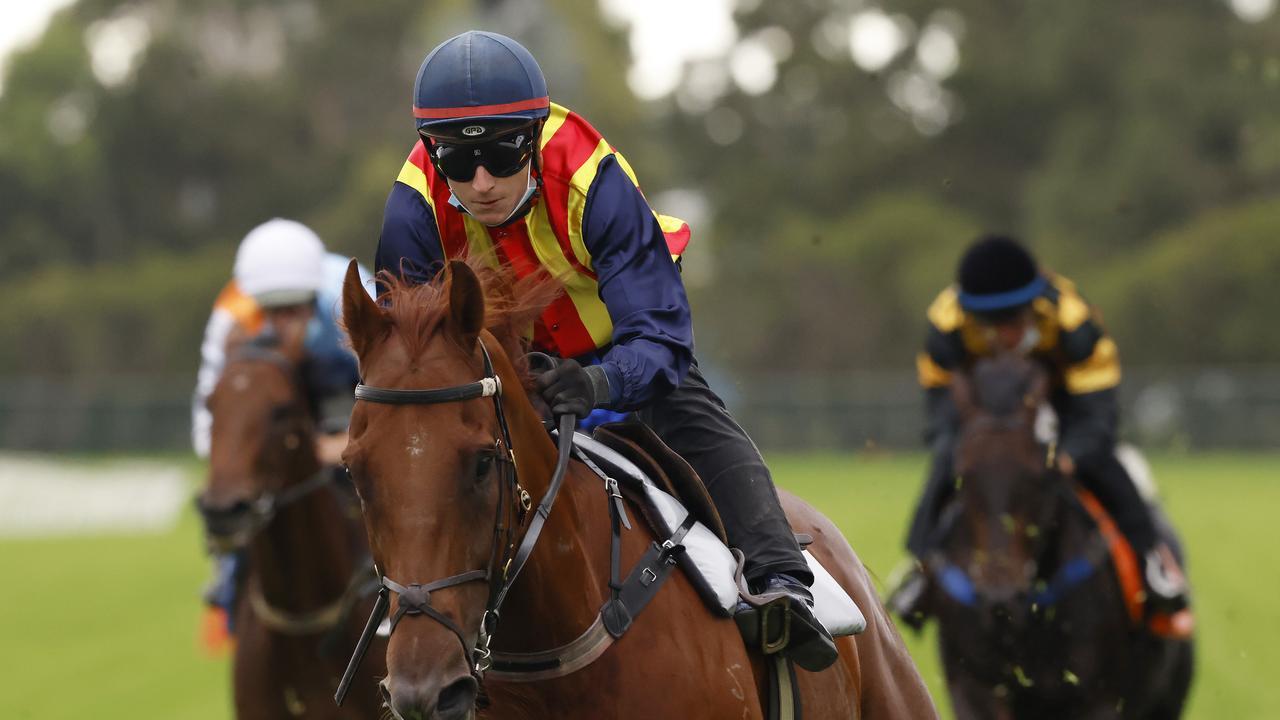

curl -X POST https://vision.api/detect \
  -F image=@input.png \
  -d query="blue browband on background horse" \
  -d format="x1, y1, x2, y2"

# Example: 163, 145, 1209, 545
936, 555, 1098, 609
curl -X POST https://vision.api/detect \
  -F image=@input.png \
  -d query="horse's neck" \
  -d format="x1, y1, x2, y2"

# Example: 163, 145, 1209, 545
250, 462, 361, 612
488, 360, 617, 651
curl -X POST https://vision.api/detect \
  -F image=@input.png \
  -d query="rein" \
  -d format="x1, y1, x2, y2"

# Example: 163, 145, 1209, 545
335, 341, 576, 706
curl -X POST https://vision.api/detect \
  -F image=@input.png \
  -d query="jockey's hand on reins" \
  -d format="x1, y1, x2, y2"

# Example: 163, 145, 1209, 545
532, 354, 610, 419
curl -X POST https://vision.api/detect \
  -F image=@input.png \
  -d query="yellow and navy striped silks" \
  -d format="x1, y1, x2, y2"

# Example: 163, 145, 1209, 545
916, 273, 1120, 395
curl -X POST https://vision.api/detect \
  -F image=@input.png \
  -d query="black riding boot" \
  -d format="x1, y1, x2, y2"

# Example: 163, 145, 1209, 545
637, 359, 837, 670
888, 436, 957, 627
1077, 452, 1188, 613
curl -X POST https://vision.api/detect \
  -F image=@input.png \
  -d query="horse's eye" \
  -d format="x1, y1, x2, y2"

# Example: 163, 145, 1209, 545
475, 453, 495, 479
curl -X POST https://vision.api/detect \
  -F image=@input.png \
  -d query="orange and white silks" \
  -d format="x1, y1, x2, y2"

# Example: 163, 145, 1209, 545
395, 102, 691, 359
211, 280, 265, 336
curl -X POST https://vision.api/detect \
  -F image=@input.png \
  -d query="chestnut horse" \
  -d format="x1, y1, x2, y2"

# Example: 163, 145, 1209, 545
336, 258, 936, 719
927, 354, 1193, 719
197, 328, 387, 718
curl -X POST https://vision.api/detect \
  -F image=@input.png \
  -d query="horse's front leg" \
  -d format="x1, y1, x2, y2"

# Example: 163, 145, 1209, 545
945, 674, 1014, 720
232, 624, 289, 720
1069, 700, 1125, 720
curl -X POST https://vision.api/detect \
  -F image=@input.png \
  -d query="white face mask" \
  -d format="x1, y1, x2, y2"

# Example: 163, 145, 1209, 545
1015, 325, 1041, 355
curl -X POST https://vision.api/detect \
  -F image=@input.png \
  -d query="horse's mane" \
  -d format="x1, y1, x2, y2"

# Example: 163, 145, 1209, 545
375, 256, 561, 383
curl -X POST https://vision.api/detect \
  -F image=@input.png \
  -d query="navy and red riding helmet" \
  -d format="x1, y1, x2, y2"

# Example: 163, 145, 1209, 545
957, 234, 1047, 319
413, 31, 550, 142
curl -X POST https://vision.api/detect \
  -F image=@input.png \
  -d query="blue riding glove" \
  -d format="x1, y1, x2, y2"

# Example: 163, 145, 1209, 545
535, 359, 611, 418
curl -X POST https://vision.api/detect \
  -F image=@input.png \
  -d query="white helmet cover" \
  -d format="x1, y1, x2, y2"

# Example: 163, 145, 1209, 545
232, 218, 326, 307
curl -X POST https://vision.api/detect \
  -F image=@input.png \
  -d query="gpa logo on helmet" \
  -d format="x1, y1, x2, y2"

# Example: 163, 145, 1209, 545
461, 125, 486, 137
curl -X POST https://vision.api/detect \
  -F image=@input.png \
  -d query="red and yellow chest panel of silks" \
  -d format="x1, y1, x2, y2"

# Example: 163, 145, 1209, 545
395, 103, 689, 358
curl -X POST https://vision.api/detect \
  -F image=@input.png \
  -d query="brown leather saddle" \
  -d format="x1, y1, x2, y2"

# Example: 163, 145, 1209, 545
591, 420, 728, 545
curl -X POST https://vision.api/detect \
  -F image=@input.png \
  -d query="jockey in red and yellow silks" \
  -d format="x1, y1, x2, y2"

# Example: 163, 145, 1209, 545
384, 102, 690, 371
374, 31, 839, 673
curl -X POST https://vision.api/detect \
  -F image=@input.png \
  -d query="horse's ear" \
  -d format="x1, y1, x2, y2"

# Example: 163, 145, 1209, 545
342, 258, 387, 360
446, 260, 485, 348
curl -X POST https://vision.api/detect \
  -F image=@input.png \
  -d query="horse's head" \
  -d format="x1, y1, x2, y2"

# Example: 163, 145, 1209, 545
341, 258, 554, 720
197, 323, 318, 552
948, 352, 1056, 617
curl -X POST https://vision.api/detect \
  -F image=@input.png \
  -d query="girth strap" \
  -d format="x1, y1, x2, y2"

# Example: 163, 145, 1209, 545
767, 655, 802, 720
601, 514, 695, 638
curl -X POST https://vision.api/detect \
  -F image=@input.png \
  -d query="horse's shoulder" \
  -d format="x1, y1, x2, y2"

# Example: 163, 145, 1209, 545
776, 490, 875, 599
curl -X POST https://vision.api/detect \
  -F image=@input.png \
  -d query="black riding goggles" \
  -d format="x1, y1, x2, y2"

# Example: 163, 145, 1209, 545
423, 127, 537, 183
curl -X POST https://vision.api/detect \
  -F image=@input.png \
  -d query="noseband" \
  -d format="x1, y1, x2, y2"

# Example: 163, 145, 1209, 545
335, 341, 577, 706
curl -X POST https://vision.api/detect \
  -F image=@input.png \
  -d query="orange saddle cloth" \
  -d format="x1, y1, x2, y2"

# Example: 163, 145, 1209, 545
1075, 487, 1194, 640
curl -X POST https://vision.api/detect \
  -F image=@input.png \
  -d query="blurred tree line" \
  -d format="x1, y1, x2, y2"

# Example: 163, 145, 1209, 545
666, 0, 1280, 372
0, 0, 1277, 382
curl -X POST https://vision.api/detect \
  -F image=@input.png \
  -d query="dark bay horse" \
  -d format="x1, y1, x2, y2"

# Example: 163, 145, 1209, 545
336, 258, 935, 720
927, 354, 1193, 719
197, 327, 387, 719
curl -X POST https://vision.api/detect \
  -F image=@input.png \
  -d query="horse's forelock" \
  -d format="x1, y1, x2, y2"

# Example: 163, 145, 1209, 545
972, 355, 1037, 417
374, 256, 561, 384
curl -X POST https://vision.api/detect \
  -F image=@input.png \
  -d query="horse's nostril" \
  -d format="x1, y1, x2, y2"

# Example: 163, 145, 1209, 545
436, 677, 478, 718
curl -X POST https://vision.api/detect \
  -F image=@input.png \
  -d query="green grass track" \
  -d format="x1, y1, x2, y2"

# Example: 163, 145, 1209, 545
1, 453, 1275, 718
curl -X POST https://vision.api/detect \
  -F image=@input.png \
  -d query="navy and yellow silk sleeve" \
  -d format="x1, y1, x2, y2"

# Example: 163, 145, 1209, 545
1051, 279, 1122, 465
917, 287, 966, 389
581, 155, 693, 411
376, 181, 444, 288
1054, 284, 1121, 396
1058, 388, 1119, 469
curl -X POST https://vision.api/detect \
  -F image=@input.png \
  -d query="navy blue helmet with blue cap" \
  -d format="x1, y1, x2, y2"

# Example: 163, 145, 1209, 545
957, 235, 1047, 318
413, 31, 550, 142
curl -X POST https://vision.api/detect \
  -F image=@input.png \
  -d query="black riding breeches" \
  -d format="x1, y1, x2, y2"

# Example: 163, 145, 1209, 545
1075, 451, 1158, 555
905, 435, 956, 559
905, 439, 1160, 559
635, 359, 812, 586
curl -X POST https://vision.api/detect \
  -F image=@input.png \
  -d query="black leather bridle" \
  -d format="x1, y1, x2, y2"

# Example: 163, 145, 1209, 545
335, 341, 577, 706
